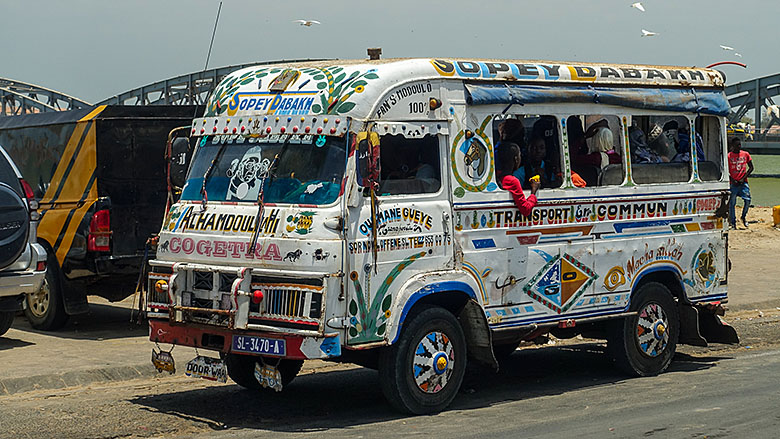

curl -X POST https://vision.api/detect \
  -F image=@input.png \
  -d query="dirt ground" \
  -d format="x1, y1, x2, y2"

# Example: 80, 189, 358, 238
725, 206, 780, 310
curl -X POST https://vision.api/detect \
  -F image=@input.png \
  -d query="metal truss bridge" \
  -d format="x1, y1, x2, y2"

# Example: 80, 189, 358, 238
1, 59, 324, 116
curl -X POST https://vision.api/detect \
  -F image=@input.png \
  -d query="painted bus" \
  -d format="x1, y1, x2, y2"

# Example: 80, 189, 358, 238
146, 58, 738, 414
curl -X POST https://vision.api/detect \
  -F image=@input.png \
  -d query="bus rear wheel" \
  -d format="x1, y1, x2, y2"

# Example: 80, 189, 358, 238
608, 282, 679, 376
224, 354, 302, 391
379, 306, 467, 414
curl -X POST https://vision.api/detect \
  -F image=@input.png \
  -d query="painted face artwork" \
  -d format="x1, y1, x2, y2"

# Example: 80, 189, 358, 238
226, 145, 272, 200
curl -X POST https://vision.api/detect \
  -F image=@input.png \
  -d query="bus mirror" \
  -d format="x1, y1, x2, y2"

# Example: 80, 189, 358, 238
356, 131, 380, 187
169, 136, 193, 189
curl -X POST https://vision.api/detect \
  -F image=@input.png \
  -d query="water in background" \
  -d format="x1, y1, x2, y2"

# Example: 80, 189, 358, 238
748, 155, 780, 207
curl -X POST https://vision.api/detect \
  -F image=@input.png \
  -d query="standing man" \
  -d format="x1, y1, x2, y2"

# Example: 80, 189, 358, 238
727, 137, 754, 229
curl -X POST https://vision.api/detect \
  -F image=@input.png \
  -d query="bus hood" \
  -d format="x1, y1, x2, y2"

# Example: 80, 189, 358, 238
155, 202, 342, 270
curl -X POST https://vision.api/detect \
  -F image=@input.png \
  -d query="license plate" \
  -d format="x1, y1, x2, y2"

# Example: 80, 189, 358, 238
232, 335, 286, 356
185, 356, 228, 383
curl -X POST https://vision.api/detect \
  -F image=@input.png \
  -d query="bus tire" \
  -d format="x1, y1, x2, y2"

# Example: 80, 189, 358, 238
492, 342, 521, 361
378, 306, 467, 414
24, 253, 68, 331
0, 311, 13, 337
225, 354, 302, 391
608, 282, 679, 377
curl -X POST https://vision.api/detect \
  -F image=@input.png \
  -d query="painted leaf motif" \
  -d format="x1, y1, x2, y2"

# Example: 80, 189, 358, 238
381, 295, 392, 312
349, 300, 358, 316
337, 102, 356, 113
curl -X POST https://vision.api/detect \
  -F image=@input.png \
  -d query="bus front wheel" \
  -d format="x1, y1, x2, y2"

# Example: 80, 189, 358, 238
608, 282, 679, 376
378, 306, 467, 414
225, 354, 303, 391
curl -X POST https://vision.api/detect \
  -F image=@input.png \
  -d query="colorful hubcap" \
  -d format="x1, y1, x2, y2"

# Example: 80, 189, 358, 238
636, 302, 669, 357
413, 331, 454, 394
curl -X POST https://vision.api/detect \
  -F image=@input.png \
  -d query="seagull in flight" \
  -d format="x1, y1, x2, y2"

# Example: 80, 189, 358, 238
720, 45, 735, 51
631, 2, 645, 12
641, 29, 658, 37
293, 19, 321, 27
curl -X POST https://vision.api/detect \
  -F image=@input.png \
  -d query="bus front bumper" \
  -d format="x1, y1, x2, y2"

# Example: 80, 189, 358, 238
148, 319, 342, 360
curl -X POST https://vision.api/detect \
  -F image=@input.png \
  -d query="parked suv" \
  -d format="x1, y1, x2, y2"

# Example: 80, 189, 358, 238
0, 145, 47, 336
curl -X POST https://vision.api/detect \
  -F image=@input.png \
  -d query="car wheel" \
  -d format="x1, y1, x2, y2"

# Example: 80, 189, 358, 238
0, 311, 13, 336
608, 282, 679, 377
25, 252, 68, 330
225, 354, 303, 391
379, 306, 467, 414
0, 182, 29, 270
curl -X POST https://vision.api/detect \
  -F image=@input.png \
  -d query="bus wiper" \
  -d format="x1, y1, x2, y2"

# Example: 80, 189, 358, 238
247, 135, 292, 255
199, 140, 230, 210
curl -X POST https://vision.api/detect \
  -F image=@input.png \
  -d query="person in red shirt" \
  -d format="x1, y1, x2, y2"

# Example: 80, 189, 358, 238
727, 137, 754, 229
496, 141, 539, 216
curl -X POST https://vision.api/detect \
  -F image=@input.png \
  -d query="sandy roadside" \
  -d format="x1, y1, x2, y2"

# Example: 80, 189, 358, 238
726, 206, 780, 311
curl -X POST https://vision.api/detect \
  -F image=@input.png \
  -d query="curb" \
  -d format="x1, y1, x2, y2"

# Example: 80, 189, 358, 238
0, 363, 159, 396
0, 359, 340, 397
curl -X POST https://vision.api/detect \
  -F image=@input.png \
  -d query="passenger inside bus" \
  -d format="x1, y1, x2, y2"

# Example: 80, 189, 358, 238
513, 135, 562, 189
629, 126, 665, 164
570, 118, 621, 186
496, 141, 539, 216
497, 118, 526, 156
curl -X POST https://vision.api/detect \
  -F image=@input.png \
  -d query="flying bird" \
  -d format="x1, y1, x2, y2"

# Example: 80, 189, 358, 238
720, 45, 735, 51
293, 19, 321, 27
631, 2, 645, 12
641, 29, 658, 37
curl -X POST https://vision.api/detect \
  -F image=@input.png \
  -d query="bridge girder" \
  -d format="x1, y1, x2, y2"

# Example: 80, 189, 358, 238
96, 59, 328, 106
0, 77, 91, 116
724, 74, 780, 135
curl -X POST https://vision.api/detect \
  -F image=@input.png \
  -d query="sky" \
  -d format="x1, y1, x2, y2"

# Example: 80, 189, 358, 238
0, 0, 772, 104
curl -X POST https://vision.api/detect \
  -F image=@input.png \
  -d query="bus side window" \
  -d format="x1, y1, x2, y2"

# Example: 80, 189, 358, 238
695, 116, 723, 181
378, 134, 441, 195
568, 115, 624, 187
629, 115, 692, 184
493, 114, 562, 190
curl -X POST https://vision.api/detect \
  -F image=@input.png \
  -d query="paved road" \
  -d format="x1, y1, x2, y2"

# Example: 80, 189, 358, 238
1, 342, 779, 438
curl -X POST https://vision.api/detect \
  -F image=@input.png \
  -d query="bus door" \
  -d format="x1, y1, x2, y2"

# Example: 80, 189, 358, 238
345, 129, 452, 345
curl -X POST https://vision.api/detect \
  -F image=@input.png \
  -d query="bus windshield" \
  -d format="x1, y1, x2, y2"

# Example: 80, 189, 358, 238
180, 134, 346, 205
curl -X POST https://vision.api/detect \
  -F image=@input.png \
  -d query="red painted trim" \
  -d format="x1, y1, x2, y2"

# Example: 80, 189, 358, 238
148, 319, 308, 359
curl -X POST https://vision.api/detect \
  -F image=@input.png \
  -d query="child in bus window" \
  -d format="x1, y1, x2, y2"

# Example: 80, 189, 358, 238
496, 141, 539, 216
513, 135, 562, 189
